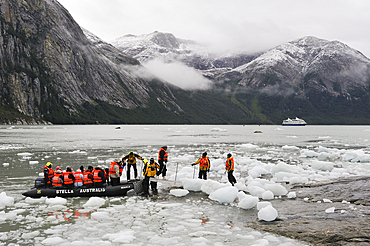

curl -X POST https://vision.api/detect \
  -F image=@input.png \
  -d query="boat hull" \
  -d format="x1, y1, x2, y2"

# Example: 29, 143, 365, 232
22, 180, 143, 198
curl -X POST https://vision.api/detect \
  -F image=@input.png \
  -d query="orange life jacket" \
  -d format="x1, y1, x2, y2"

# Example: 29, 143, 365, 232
52, 173, 63, 187
74, 170, 83, 183
109, 162, 119, 176
225, 157, 234, 171
63, 171, 73, 185
83, 171, 93, 185
158, 148, 168, 162
199, 157, 210, 170
93, 169, 103, 183
43, 166, 54, 183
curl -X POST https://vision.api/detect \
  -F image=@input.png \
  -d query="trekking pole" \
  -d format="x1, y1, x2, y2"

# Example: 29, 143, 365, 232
175, 162, 179, 182
193, 165, 196, 179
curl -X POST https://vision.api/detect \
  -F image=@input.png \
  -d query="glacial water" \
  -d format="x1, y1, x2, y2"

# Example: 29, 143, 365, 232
1, 124, 370, 245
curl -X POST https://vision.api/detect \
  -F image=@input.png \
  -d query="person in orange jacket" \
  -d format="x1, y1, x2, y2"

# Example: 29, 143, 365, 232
192, 152, 211, 180
157, 146, 168, 179
225, 153, 237, 186
43, 162, 54, 188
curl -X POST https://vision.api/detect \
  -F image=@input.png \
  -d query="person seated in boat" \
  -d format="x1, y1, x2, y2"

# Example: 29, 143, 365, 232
63, 166, 75, 188
43, 162, 54, 188
52, 169, 64, 188
109, 159, 122, 186
93, 166, 106, 188
56, 166, 63, 174
80, 165, 84, 174
83, 166, 94, 188
142, 158, 160, 195
122, 151, 143, 180
104, 167, 110, 186
74, 168, 84, 187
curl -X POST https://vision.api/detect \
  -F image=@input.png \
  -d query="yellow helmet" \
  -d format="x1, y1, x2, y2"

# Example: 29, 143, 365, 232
46, 162, 53, 167
143, 159, 148, 164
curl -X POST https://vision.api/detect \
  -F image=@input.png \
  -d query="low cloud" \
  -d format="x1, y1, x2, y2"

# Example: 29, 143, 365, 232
142, 59, 212, 90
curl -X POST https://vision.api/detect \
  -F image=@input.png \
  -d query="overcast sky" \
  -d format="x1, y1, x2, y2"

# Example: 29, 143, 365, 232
58, 0, 370, 57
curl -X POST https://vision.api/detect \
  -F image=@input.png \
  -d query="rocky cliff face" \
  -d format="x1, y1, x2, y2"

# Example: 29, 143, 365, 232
0, 0, 182, 123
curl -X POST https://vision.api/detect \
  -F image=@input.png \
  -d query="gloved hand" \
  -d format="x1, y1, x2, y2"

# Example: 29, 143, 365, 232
207, 169, 210, 172
191, 163, 195, 166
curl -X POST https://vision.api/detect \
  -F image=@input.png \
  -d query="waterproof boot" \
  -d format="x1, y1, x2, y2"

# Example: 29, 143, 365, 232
151, 181, 158, 195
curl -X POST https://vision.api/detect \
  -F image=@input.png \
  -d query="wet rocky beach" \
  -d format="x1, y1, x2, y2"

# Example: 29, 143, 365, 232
246, 176, 370, 245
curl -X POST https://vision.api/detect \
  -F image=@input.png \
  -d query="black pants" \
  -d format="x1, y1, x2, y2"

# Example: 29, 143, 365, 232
143, 176, 157, 194
110, 177, 120, 186
228, 171, 237, 186
158, 161, 167, 177
198, 170, 208, 180
127, 164, 137, 180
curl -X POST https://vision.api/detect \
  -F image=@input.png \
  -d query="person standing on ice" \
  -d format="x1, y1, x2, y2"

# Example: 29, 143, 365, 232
122, 151, 143, 180
192, 152, 211, 180
43, 162, 54, 188
157, 146, 168, 179
225, 153, 237, 186
142, 158, 160, 195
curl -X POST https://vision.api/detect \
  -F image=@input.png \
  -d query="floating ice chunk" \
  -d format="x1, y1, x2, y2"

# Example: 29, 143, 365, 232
200, 179, 227, 195
68, 150, 87, 154
25, 197, 46, 204
248, 166, 269, 179
323, 198, 332, 203
261, 190, 274, 200
182, 178, 206, 191
210, 128, 227, 132
300, 149, 319, 158
29, 160, 39, 165
188, 231, 217, 237
191, 236, 209, 244
282, 145, 299, 150
2, 163, 9, 167
21, 231, 40, 239
0, 192, 14, 209
45, 197, 67, 206
257, 201, 272, 210
239, 143, 259, 149
83, 197, 106, 208
263, 183, 288, 196
41, 236, 65, 245
237, 195, 259, 209
170, 189, 189, 197
325, 207, 335, 213
91, 211, 110, 221
17, 152, 33, 156
310, 160, 334, 171
209, 186, 238, 204
247, 185, 265, 198
287, 192, 296, 199
102, 229, 135, 243
258, 205, 278, 222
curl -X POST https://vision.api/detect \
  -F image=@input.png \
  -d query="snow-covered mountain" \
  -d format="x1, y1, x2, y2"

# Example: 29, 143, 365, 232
110, 31, 257, 75
218, 36, 370, 96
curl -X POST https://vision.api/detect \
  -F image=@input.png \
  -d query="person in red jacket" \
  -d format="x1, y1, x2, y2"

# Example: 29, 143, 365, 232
93, 166, 106, 188
83, 166, 94, 188
74, 168, 84, 187
43, 162, 54, 188
109, 159, 121, 186
52, 170, 64, 188
63, 166, 75, 188
157, 146, 168, 179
